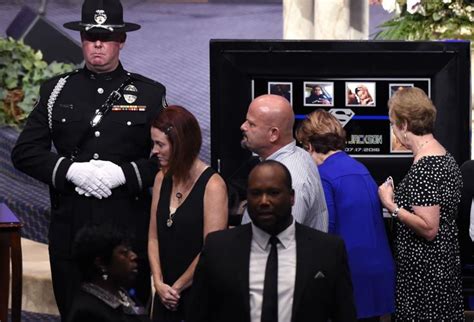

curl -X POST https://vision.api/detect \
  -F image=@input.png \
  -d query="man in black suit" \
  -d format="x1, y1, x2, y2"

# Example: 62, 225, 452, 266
188, 160, 356, 322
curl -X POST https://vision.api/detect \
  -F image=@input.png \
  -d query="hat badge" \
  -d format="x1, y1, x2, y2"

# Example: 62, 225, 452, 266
94, 10, 107, 25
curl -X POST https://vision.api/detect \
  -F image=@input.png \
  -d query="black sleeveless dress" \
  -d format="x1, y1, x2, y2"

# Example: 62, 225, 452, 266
152, 167, 216, 322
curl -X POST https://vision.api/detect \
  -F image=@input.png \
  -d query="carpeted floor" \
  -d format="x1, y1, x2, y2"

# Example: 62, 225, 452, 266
8, 310, 60, 322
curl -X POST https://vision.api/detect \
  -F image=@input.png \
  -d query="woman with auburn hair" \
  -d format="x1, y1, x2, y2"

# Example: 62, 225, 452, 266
378, 87, 463, 320
148, 106, 228, 322
296, 109, 395, 321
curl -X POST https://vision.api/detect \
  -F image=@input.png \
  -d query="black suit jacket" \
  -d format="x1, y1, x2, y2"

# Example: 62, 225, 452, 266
188, 222, 356, 322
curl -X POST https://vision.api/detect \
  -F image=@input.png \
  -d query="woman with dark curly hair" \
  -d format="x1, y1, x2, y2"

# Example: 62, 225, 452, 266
68, 224, 149, 322
378, 87, 463, 320
296, 109, 395, 321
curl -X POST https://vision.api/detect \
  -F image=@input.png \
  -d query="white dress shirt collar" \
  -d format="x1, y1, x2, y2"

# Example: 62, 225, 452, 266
251, 218, 295, 250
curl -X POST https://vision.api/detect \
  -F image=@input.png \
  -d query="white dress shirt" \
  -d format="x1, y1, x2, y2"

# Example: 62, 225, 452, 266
242, 141, 329, 232
249, 220, 297, 322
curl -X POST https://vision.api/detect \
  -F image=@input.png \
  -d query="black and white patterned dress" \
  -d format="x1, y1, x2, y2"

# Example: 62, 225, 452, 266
394, 153, 464, 321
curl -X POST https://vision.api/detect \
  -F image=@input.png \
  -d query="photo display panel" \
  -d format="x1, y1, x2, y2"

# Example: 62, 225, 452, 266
211, 40, 471, 263
210, 40, 471, 187
252, 78, 431, 157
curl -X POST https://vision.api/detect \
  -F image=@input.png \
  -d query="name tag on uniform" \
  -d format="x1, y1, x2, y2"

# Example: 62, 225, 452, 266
112, 105, 146, 112
59, 103, 74, 109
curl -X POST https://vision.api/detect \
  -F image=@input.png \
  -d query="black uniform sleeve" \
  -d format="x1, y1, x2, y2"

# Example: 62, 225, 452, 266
11, 78, 73, 190
121, 155, 159, 194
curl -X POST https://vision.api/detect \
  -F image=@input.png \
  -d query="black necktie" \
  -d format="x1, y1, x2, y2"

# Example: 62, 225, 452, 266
261, 235, 279, 322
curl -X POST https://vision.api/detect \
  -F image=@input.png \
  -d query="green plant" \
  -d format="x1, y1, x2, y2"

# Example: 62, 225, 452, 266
373, 0, 474, 46
0, 37, 76, 127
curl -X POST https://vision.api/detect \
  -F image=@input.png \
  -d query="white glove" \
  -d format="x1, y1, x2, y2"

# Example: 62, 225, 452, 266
66, 162, 112, 199
90, 160, 126, 189
75, 186, 91, 197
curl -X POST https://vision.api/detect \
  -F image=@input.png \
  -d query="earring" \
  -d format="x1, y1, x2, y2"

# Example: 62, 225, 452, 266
101, 268, 108, 281
403, 132, 407, 140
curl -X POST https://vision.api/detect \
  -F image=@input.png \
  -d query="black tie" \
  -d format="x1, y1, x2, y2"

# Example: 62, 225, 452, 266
261, 236, 279, 322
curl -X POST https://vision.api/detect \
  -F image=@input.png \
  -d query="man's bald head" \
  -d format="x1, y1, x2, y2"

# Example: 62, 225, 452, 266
240, 94, 295, 159
251, 94, 295, 134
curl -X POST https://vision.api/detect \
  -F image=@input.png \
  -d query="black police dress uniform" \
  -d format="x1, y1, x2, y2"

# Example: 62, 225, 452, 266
11, 62, 166, 317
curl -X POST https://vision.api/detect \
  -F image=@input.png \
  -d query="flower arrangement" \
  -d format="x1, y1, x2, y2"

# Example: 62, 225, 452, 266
0, 37, 76, 127
371, 0, 474, 45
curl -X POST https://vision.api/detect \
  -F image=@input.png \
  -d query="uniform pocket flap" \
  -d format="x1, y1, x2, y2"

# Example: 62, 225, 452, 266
109, 111, 147, 126
52, 107, 83, 123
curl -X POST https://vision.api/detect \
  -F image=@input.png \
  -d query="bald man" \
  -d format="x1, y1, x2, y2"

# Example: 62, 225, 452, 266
240, 94, 328, 232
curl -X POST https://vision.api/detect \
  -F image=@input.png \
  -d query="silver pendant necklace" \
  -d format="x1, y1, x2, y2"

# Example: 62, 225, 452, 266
167, 192, 183, 227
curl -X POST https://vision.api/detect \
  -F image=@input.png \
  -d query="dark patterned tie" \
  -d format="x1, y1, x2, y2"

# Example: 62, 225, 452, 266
261, 235, 279, 322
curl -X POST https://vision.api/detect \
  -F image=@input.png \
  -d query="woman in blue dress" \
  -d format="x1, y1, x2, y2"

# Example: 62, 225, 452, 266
296, 109, 395, 321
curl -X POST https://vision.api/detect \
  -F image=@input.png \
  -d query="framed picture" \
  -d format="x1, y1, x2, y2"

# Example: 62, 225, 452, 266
389, 83, 414, 98
346, 82, 376, 106
304, 82, 334, 106
268, 82, 293, 105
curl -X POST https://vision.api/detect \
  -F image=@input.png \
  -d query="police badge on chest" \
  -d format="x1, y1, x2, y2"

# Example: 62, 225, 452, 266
112, 84, 146, 112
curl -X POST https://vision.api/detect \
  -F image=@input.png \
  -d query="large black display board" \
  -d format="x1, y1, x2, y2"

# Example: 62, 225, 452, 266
210, 40, 471, 189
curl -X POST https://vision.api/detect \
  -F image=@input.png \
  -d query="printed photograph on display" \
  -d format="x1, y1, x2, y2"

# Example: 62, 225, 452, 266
268, 82, 293, 105
346, 82, 376, 106
388, 83, 414, 153
390, 126, 411, 153
389, 83, 414, 98
252, 76, 430, 157
304, 82, 334, 106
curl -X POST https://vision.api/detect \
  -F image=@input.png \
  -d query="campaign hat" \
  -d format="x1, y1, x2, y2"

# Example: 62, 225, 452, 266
64, 0, 140, 33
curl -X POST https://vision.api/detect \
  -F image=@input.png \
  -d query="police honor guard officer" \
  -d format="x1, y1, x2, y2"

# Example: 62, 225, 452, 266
11, 0, 167, 320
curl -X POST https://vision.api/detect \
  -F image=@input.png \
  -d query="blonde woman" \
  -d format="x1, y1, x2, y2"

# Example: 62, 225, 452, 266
378, 87, 463, 320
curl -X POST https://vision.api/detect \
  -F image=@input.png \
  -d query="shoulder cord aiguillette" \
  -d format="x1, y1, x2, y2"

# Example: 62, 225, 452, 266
47, 75, 70, 132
